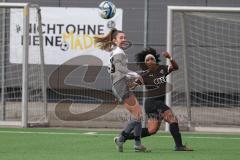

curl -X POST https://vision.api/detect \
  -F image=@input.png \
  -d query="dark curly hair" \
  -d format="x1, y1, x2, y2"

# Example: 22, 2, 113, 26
135, 47, 161, 70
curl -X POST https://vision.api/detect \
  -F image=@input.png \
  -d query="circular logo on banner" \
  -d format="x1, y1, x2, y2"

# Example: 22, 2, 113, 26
60, 42, 70, 51
107, 20, 116, 28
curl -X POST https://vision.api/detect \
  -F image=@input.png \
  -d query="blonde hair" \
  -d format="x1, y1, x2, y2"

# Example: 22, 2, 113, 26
94, 28, 123, 51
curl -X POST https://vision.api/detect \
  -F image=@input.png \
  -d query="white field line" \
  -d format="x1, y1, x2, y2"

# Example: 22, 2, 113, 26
0, 130, 240, 140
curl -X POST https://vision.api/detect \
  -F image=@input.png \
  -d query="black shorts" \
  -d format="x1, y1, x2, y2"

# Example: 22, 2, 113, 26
144, 97, 170, 119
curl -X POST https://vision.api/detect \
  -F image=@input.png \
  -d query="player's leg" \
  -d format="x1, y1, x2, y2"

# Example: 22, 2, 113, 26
144, 98, 162, 136
162, 109, 182, 147
117, 94, 142, 143
162, 108, 193, 151
123, 94, 150, 152
126, 99, 162, 140
112, 78, 138, 152
112, 78, 149, 152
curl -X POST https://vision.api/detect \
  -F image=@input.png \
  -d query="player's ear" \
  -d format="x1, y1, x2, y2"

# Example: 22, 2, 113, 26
112, 38, 117, 44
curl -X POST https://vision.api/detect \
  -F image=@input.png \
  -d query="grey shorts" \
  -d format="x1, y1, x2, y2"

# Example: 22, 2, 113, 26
112, 77, 133, 102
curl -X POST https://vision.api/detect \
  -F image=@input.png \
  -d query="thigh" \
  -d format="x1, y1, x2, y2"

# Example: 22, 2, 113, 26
155, 100, 170, 114
144, 98, 158, 115
124, 94, 142, 120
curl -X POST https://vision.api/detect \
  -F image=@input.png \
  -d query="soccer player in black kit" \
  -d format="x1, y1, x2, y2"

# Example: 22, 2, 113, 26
127, 47, 193, 151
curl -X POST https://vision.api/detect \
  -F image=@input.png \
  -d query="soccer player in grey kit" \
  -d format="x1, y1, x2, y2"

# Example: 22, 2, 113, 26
94, 28, 150, 152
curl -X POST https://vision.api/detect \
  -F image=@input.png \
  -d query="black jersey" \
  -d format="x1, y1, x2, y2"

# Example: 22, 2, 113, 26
139, 65, 169, 99
141, 65, 168, 89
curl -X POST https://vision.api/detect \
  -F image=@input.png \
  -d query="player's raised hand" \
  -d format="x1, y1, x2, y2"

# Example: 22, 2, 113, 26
162, 52, 172, 59
163, 51, 179, 72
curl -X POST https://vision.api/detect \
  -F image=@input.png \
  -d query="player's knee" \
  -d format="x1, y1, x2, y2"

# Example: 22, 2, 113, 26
163, 109, 178, 124
131, 112, 142, 122
123, 94, 138, 106
131, 116, 142, 123
148, 126, 158, 135
169, 115, 178, 124
125, 100, 142, 121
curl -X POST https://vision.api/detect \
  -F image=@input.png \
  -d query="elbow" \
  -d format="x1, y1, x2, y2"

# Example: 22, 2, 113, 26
174, 62, 179, 70
172, 65, 179, 71
174, 65, 179, 70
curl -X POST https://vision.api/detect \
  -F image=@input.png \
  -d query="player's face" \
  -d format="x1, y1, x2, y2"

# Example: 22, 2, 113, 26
145, 56, 157, 69
113, 32, 126, 48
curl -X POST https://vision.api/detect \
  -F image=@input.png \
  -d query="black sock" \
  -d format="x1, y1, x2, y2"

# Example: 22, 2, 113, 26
127, 128, 151, 140
127, 132, 135, 139
141, 127, 151, 137
170, 123, 183, 147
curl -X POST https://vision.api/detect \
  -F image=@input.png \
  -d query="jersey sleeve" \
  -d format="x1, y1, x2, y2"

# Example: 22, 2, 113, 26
162, 65, 170, 76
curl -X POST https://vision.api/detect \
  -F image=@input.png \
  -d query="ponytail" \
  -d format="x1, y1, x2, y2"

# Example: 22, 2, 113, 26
94, 28, 123, 51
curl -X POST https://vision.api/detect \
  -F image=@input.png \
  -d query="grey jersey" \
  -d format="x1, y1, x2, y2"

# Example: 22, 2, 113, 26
109, 47, 138, 84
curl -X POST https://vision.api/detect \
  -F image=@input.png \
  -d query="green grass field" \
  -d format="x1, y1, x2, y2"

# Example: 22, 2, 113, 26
0, 127, 240, 160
